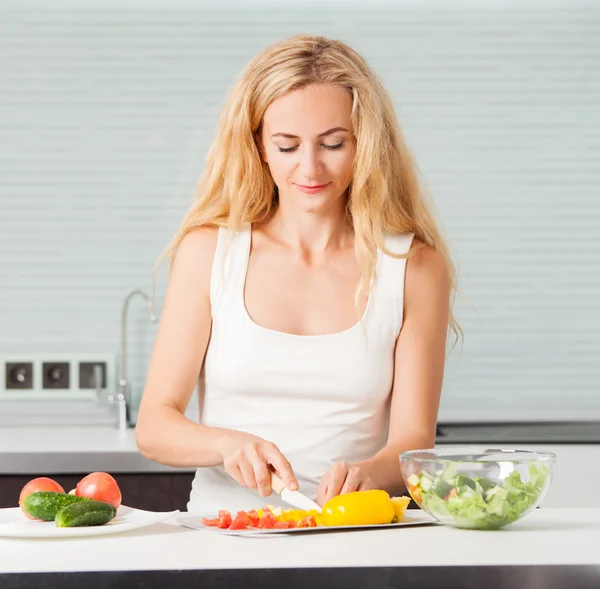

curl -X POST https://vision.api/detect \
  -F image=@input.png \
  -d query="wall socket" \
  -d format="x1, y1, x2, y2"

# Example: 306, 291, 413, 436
78, 362, 107, 389
0, 353, 116, 399
42, 362, 70, 389
5, 362, 34, 390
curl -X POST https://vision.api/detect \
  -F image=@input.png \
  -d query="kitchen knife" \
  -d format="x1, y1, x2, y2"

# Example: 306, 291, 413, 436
270, 472, 322, 513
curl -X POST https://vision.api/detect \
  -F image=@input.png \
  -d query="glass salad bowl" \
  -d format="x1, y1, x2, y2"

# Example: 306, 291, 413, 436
399, 447, 556, 530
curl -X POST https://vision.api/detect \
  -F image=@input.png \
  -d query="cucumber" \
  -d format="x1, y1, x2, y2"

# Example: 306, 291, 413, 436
55, 500, 116, 528
420, 474, 434, 492
23, 491, 90, 521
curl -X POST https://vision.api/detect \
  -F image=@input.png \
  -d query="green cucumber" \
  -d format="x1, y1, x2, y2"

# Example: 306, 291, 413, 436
23, 491, 90, 521
55, 500, 116, 527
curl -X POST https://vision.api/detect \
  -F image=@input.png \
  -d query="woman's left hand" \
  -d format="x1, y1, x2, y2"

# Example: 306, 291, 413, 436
316, 461, 374, 506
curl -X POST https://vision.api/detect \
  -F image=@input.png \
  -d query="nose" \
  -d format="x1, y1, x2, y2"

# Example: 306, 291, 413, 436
299, 145, 323, 180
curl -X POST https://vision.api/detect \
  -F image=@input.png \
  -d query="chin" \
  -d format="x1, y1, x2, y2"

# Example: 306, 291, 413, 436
283, 188, 345, 215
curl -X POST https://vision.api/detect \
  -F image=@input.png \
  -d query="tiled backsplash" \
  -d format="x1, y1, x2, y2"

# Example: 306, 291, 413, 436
1, 1, 599, 422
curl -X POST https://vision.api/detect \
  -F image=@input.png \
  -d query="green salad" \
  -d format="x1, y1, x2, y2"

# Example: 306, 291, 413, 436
407, 461, 551, 529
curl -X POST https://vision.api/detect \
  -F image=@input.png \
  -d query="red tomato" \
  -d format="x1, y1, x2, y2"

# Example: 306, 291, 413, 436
410, 486, 423, 505
18, 477, 65, 520
201, 517, 220, 527
304, 515, 317, 528
246, 509, 260, 527
217, 510, 232, 529
443, 487, 459, 501
273, 520, 294, 529
258, 513, 277, 529
229, 511, 250, 530
75, 472, 122, 509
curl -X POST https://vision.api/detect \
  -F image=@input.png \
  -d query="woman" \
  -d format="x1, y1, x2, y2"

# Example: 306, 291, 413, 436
135, 34, 460, 515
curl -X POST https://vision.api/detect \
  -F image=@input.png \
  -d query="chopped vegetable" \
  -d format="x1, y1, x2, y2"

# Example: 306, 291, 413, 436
408, 461, 551, 529
201, 490, 412, 532
390, 496, 411, 520
202, 506, 319, 531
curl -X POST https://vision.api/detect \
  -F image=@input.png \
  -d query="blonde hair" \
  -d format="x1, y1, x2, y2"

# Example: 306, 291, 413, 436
158, 34, 462, 351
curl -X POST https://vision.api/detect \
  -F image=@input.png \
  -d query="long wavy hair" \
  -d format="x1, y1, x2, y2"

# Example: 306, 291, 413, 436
158, 34, 462, 351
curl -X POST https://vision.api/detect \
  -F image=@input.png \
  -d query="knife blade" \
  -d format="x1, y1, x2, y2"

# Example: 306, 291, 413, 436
270, 472, 322, 513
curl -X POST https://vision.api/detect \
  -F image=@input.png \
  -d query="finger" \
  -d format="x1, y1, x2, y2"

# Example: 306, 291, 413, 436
251, 458, 273, 497
237, 458, 257, 489
324, 464, 348, 502
225, 464, 246, 488
357, 477, 373, 491
317, 475, 330, 506
264, 444, 298, 490
244, 444, 271, 496
340, 468, 363, 496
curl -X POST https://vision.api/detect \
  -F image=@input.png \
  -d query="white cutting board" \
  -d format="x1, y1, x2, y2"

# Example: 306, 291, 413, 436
177, 510, 438, 536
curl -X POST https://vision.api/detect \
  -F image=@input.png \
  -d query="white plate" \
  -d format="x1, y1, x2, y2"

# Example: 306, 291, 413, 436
177, 511, 438, 536
0, 505, 179, 538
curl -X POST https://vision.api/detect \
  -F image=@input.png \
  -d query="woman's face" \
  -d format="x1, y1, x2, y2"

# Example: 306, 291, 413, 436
257, 83, 355, 215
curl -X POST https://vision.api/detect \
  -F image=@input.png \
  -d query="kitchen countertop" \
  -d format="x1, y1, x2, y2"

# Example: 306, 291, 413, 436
0, 426, 195, 474
436, 421, 600, 444
1, 509, 599, 588
1, 423, 599, 477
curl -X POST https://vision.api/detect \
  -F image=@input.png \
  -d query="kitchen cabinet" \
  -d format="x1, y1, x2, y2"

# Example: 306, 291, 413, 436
0, 472, 195, 512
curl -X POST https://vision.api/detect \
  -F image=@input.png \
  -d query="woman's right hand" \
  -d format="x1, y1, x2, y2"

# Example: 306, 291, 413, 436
218, 432, 298, 497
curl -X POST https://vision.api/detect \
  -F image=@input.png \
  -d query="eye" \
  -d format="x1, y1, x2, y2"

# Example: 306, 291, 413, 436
277, 142, 345, 153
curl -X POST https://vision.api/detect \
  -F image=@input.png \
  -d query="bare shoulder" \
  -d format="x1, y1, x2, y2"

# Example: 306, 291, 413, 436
175, 225, 219, 258
172, 226, 219, 272
169, 226, 220, 295
405, 239, 450, 305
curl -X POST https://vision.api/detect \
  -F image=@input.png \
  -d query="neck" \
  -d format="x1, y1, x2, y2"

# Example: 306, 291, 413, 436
265, 199, 353, 261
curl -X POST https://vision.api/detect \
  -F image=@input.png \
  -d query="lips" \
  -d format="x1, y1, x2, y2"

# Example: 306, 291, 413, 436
294, 182, 331, 194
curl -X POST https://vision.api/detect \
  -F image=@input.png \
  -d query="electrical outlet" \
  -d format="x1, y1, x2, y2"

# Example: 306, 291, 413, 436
5, 362, 34, 389
1, 353, 116, 398
78, 362, 107, 389
42, 362, 70, 389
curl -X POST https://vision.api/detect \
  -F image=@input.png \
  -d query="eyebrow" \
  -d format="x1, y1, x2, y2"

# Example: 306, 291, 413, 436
270, 127, 350, 139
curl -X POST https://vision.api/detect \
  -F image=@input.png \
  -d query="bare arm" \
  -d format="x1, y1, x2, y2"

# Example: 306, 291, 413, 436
135, 227, 298, 494
356, 242, 450, 494
135, 227, 223, 467
317, 242, 450, 503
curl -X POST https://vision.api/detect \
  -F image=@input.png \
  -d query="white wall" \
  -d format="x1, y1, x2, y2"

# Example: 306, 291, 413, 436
1, 0, 599, 421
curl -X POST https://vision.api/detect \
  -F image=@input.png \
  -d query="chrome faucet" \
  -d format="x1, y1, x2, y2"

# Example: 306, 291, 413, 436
118, 289, 157, 428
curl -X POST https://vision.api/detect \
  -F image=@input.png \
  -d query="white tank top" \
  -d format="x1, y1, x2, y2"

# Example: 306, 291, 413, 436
187, 224, 415, 515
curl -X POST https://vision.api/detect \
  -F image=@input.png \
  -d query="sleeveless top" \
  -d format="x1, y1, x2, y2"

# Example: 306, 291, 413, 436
187, 224, 415, 515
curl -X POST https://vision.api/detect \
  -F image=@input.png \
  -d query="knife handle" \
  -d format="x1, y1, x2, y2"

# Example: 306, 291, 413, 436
270, 471, 286, 495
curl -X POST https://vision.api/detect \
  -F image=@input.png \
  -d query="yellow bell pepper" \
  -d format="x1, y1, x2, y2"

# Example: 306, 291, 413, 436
258, 506, 323, 526
321, 489, 395, 527
390, 495, 411, 520
257, 491, 411, 528
279, 508, 323, 525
